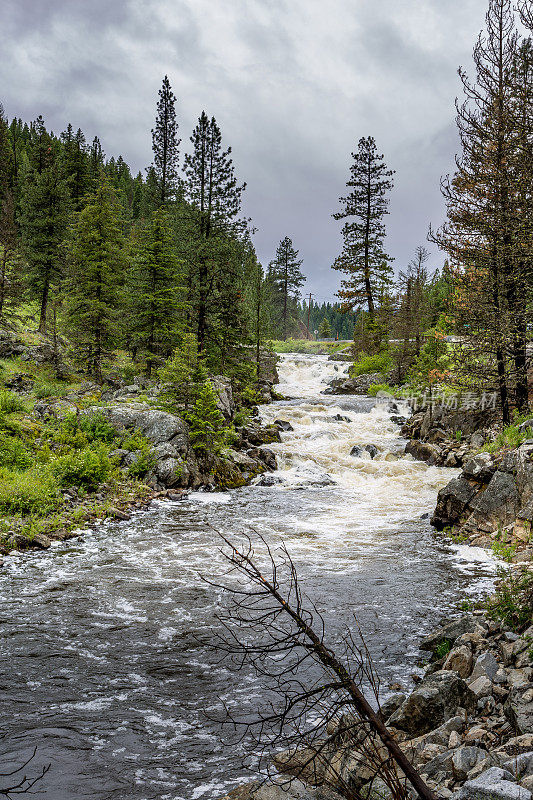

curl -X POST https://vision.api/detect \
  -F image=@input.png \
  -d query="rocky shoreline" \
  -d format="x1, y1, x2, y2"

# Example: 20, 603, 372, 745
227, 610, 532, 800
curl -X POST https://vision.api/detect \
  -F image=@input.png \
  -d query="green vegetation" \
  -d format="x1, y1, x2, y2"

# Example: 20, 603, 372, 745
350, 351, 392, 377
185, 380, 228, 455
434, 639, 453, 660
0, 389, 24, 413
482, 415, 533, 453
269, 339, 348, 354
367, 383, 395, 397
485, 568, 533, 632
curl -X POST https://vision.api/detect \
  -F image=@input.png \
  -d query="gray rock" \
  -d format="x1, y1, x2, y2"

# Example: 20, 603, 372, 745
323, 372, 385, 395
388, 670, 475, 736
431, 477, 479, 530
275, 420, 294, 432
153, 457, 184, 487
379, 692, 406, 721
502, 753, 533, 778
452, 767, 531, 800
452, 746, 489, 781
420, 616, 484, 652
365, 444, 378, 459
256, 474, 282, 487
505, 686, 533, 735
468, 675, 493, 698
405, 440, 441, 464
470, 653, 500, 683
350, 445, 363, 458
211, 376, 234, 420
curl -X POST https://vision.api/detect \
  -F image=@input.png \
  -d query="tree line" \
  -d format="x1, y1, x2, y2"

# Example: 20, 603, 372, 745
0, 76, 309, 388
332, 0, 533, 419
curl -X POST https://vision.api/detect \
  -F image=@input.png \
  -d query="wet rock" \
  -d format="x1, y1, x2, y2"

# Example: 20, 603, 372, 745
420, 616, 485, 653
452, 767, 530, 800
10, 532, 51, 550
256, 474, 283, 487
253, 447, 277, 471
167, 490, 188, 501
350, 445, 363, 458
323, 372, 385, 395
327, 414, 351, 423
218, 778, 333, 800
107, 507, 131, 521
443, 645, 474, 679
239, 423, 281, 446
274, 419, 294, 432
388, 670, 475, 736
405, 440, 440, 464
431, 477, 480, 530
365, 444, 378, 459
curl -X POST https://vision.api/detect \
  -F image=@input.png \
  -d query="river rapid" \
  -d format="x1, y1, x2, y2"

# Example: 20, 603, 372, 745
0, 354, 498, 800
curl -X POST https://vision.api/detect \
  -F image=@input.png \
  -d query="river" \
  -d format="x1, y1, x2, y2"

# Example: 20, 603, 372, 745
0, 354, 498, 800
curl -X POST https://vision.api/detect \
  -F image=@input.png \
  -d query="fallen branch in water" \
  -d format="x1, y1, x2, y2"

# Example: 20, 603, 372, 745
205, 528, 440, 800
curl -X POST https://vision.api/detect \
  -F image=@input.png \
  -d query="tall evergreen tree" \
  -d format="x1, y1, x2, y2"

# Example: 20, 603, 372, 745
19, 149, 70, 333
61, 125, 89, 211
64, 176, 125, 381
182, 111, 246, 351
267, 236, 305, 340
333, 137, 394, 335
129, 208, 183, 374
149, 75, 180, 207
0, 189, 22, 320
431, 0, 523, 421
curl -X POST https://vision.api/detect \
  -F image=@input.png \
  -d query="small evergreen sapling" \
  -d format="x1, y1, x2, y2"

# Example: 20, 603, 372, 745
186, 380, 227, 455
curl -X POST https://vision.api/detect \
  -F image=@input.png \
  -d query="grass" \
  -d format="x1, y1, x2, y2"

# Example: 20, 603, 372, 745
482, 412, 533, 453
268, 338, 350, 354
0, 390, 25, 413
485, 567, 533, 632
367, 382, 395, 397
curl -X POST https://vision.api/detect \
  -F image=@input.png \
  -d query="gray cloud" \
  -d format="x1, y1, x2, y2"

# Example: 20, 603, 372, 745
1, 0, 499, 299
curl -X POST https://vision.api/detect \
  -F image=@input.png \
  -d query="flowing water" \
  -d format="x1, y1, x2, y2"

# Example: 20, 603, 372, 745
0, 354, 498, 800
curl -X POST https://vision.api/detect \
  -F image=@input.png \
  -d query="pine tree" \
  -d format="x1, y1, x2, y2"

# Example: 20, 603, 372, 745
267, 236, 305, 339
186, 379, 227, 454
89, 136, 105, 186
158, 331, 202, 410
19, 154, 70, 333
318, 317, 332, 338
61, 125, 89, 211
64, 176, 126, 382
0, 189, 22, 320
182, 111, 246, 351
431, 0, 523, 421
333, 137, 394, 335
130, 208, 183, 374
149, 75, 180, 207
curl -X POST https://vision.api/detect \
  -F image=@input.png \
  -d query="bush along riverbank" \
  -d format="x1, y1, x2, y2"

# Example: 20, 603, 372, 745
0, 329, 280, 559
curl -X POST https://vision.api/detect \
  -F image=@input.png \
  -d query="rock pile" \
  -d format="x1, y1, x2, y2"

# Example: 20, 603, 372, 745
323, 373, 385, 395
432, 448, 533, 560
402, 406, 497, 468
224, 614, 533, 800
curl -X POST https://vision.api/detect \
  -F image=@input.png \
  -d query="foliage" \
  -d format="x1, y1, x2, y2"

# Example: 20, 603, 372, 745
434, 639, 453, 660
482, 415, 533, 453
185, 379, 228, 454
0, 389, 24, 413
318, 317, 332, 338
350, 350, 392, 377
266, 236, 305, 340
367, 382, 395, 397
51, 444, 114, 489
0, 433, 32, 469
158, 332, 202, 409
0, 465, 60, 514
485, 567, 533, 632
407, 330, 451, 388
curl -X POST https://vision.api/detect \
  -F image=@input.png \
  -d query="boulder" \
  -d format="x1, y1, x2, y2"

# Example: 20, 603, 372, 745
275, 420, 294, 432
379, 692, 406, 721
0, 329, 25, 358
468, 676, 493, 698
470, 653, 500, 683
387, 670, 475, 736
420, 616, 484, 653
462, 454, 497, 484
505, 686, 533, 734
323, 373, 385, 396
211, 376, 234, 420
405, 440, 441, 465
256, 474, 282, 487
431, 477, 480, 530
437, 746, 486, 783
452, 767, 531, 800
218, 779, 333, 800
502, 753, 533, 778
444, 645, 474, 679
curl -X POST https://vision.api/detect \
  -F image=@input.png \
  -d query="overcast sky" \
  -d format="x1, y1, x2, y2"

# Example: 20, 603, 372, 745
2, 0, 498, 301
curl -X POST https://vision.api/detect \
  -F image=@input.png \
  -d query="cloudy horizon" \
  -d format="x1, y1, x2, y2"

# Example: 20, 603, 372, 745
1, 0, 505, 302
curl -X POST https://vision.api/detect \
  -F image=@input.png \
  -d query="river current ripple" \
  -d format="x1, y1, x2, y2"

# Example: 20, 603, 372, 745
0, 354, 498, 800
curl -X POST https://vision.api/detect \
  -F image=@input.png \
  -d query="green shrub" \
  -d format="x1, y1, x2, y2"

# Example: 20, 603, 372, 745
482, 420, 533, 453
434, 639, 453, 660
485, 568, 533, 632
47, 412, 118, 450
127, 448, 156, 479
0, 466, 60, 514
0, 390, 24, 413
367, 383, 395, 397
51, 444, 113, 489
0, 434, 32, 470
33, 380, 70, 399
350, 351, 392, 377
